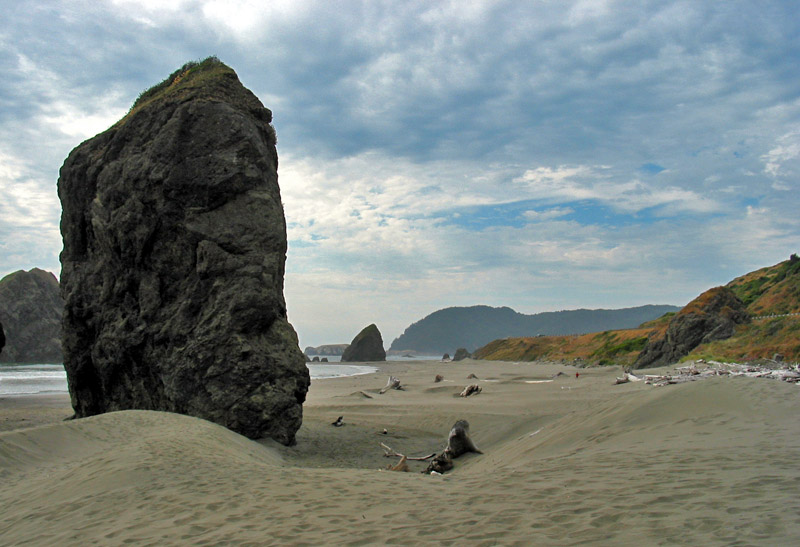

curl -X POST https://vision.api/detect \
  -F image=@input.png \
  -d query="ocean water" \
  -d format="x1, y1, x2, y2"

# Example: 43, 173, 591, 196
0, 363, 379, 396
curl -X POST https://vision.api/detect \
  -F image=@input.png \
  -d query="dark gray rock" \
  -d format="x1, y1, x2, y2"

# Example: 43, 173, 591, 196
453, 348, 471, 361
633, 287, 750, 369
0, 320, 4, 356
0, 269, 63, 363
58, 58, 309, 444
341, 324, 386, 362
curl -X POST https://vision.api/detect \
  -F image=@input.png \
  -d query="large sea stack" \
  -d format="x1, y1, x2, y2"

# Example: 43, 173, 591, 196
341, 324, 386, 362
0, 268, 63, 363
58, 58, 309, 444
633, 286, 750, 369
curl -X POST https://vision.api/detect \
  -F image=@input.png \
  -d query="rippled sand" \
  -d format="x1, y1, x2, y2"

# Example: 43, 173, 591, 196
2, 360, 799, 545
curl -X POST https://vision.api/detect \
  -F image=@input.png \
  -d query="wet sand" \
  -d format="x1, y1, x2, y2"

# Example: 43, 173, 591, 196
2, 360, 799, 545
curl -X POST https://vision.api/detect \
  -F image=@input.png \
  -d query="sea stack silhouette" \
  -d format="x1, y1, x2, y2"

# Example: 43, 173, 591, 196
341, 324, 386, 362
58, 58, 309, 444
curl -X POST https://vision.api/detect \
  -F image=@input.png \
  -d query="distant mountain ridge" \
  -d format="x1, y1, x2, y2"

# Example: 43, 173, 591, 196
472, 255, 800, 366
389, 304, 681, 355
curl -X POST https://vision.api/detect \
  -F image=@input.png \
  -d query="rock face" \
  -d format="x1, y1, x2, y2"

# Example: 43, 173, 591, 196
0, 320, 4, 356
633, 287, 750, 369
341, 324, 386, 362
58, 58, 309, 444
453, 348, 471, 361
0, 269, 63, 363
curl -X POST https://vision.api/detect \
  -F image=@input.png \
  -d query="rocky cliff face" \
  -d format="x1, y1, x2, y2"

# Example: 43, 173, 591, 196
0, 269, 63, 363
58, 58, 309, 444
341, 324, 386, 362
633, 287, 750, 369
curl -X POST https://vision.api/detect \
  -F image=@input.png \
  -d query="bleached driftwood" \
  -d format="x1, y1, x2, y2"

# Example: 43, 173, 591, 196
380, 376, 403, 394
380, 443, 436, 471
424, 420, 482, 474
620, 361, 800, 387
380, 443, 436, 461
460, 384, 482, 397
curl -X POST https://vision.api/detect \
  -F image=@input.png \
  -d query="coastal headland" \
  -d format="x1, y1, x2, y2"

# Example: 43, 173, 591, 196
2, 359, 799, 544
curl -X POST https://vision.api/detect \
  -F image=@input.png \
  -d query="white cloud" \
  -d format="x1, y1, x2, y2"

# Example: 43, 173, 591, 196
514, 165, 721, 215
761, 129, 800, 178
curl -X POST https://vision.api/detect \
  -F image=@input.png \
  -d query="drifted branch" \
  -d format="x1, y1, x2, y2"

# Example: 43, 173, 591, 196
380, 376, 403, 394
380, 443, 437, 461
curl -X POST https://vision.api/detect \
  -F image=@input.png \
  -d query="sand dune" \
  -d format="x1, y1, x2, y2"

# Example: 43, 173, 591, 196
2, 361, 799, 545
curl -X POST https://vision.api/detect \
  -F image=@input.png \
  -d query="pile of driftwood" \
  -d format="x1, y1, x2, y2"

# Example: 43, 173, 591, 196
380, 376, 403, 394
381, 419, 482, 474
615, 361, 800, 387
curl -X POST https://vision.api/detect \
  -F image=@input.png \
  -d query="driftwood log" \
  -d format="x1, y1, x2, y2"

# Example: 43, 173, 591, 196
380, 443, 436, 472
380, 376, 403, 394
424, 420, 482, 474
460, 384, 481, 397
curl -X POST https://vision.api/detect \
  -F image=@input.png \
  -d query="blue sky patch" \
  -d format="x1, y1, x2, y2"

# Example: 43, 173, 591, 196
639, 163, 666, 175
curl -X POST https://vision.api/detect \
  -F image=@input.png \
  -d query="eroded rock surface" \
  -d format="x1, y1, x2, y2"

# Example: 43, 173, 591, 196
58, 59, 309, 444
0, 269, 63, 363
634, 287, 750, 369
341, 324, 386, 362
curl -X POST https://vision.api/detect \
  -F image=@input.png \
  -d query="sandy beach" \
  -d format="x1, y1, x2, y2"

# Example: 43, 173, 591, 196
2, 359, 799, 545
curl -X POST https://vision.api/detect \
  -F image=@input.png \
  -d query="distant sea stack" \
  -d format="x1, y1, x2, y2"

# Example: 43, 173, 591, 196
341, 324, 386, 362
304, 344, 349, 356
0, 269, 63, 363
633, 287, 750, 369
58, 58, 309, 444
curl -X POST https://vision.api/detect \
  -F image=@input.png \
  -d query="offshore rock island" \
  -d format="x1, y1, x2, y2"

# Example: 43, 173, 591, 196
57, 58, 309, 444
0, 268, 63, 363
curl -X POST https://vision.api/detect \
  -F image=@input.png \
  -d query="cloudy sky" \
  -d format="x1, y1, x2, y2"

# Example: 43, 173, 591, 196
1, 0, 798, 349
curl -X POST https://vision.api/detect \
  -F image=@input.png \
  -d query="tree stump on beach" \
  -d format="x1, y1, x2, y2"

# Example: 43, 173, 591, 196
424, 419, 482, 474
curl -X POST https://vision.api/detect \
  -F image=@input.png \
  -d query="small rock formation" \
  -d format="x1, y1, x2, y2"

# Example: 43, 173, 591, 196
0, 269, 63, 363
442, 353, 451, 361
320, 357, 328, 362
304, 344, 349, 356
453, 348, 471, 361
312, 356, 320, 362
58, 58, 309, 444
633, 287, 750, 369
341, 324, 386, 362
